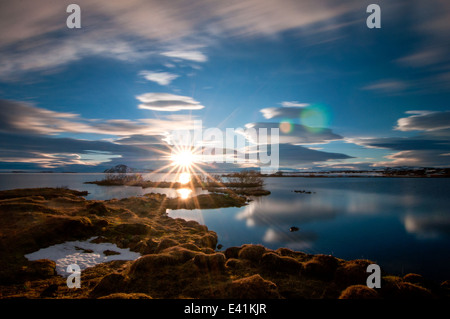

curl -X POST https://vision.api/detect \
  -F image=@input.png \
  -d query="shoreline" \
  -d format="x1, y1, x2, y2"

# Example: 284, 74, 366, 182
0, 187, 449, 299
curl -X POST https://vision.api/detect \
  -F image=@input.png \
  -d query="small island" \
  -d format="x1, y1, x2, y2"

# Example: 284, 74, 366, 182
85, 169, 271, 197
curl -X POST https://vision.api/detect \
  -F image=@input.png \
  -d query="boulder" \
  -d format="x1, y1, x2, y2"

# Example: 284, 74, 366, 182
238, 244, 266, 263
302, 254, 339, 280
90, 273, 127, 298
228, 274, 281, 299
115, 223, 151, 235
334, 259, 373, 286
260, 252, 302, 274
339, 285, 379, 299
193, 253, 226, 272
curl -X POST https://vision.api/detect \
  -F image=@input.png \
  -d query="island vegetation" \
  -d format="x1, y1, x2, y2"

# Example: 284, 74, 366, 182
85, 169, 271, 197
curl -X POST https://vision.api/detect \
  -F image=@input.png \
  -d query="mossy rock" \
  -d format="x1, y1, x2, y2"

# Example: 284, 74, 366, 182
227, 274, 281, 299
193, 253, 226, 272
334, 259, 374, 286
115, 223, 151, 235
339, 285, 379, 299
99, 293, 152, 299
302, 254, 339, 281
238, 244, 266, 263
90, 273, 127, 298
260, 252, 302, 275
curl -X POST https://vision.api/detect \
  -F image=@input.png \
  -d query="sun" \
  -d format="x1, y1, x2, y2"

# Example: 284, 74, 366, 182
170, 150, 196, 168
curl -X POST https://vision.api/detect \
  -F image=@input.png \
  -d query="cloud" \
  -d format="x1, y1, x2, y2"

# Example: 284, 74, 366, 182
395, 111, 450, 132
140, 71, 179, 85
136, 93, 205, 111
161, 50, 208, 62
404, 214, 450, 239
245, 122, 343, 145
396, 48, 445, 68
261, 105, 311, 120
361, 80, 409, 94
0, 131, 154, 170
0, 0, 366, 79
0, 99, 200, 136
352, 110, 450, 167
280, 101, 309, 108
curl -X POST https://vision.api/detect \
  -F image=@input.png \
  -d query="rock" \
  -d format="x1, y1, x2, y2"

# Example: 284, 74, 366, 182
238, 244, 266, 263
441, 280, 450, 290
25, 259, 56, 280
302, 254, 339, 280
260, 252, 302, 274
380, 276, 433, 299
127, 253, 179, 278
115, 223, 151, 235
99, 293, 152, 299
87, 202, 110, 216
161, 246, 199, 263
40, 284, 59, 298
103, 250, 121, 256
193, 253, 226, 272
224, 246, 241, 259
403, 273, 426, 287
275, 248, 308, 260
155, 238, 179, 253
195, 233, 218, 250
179, 243, 201, 252
334, 259, 374, 286
225, 258, 245, 270
228, 274, 281, 299
339, 285, 379, 299
90, 273, 127, 298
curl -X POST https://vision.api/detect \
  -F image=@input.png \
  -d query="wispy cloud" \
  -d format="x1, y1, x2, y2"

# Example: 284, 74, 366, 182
361, 80, 409, 94
0, 99, 199, 136
136, 93, 205, 111
139, 71, 179, 86
161, 50, 208, 63
244, 122, 343, 145
280, 101, 309, 108
395, 111, 450, 132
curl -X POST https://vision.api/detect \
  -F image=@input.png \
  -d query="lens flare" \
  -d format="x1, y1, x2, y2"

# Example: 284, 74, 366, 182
299, 104, 330, 133
279, 120, 293, 134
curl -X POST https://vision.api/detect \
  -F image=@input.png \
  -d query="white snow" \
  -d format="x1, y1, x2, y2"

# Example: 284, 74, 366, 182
24, 237, 141, 277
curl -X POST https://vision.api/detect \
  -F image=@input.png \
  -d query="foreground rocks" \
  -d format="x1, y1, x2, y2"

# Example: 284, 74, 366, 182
0, 188, 449, 299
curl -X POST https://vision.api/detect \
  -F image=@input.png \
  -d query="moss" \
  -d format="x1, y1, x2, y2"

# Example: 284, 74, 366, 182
227, 274, 281, 299
302, 254, 339, 281
99, 293, 152, 299
334, 259, 374, 287
339, 285, 379, 299
89, 273, 127, 298
260, 252, 302, 275
193, 253, 226, 272
238, 244, 267, 263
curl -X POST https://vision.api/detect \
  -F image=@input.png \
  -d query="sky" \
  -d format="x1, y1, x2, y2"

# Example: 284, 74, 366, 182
0, 0, 449, 172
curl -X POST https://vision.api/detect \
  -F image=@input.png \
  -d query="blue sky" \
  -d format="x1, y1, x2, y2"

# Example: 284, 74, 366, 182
0, 0, 449, 171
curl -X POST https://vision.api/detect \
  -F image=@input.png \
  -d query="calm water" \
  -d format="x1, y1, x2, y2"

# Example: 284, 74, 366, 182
1, 173, 449, 281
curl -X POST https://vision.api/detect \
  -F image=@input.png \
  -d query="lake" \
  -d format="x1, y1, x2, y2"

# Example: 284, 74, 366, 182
0, 173, 449, 281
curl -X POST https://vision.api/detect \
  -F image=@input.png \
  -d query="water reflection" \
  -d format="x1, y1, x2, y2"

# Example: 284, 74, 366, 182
177, 188, 192, 199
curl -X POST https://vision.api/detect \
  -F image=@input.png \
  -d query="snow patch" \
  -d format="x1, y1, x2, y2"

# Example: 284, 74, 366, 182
25, 237, 141, 277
